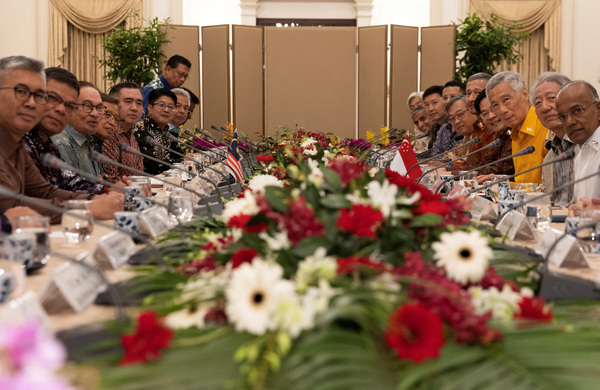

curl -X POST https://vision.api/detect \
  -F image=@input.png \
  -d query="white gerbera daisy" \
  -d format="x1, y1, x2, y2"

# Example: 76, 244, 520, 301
432, 230, 493, 285
468, 285, 521, 321
221, 191, 260, 223
259, 230, 291, 251
367, 180, 398, 217
248, 174, 283, 193
165, 306, 208, 329
225, 259, 286, 335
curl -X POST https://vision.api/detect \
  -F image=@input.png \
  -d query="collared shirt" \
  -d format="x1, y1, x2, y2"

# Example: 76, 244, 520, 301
574, 125, 600, 200
142, 75, 171, 115
542, 134, 578, 207
23, 127, 105, 194
102, 123, 145, 182
432, 123, 458, 155
510, 106, 549, 183
133, 117, 183, 175
0, 124, 86, 223
51, 124, 102, 178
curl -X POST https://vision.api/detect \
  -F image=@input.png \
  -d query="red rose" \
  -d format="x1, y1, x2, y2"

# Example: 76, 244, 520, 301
231, 247, 258, 269
227, 213, 269, 233
386, 303, 445, 363
337, 204, 385, 239
120, 311, 174, 365
337, 256, 390, 275
257, 155, 275, 163
515, 297, 553, 322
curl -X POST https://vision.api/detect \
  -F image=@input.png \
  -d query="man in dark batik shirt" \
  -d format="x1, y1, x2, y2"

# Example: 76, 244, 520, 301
23, 67, 105, 194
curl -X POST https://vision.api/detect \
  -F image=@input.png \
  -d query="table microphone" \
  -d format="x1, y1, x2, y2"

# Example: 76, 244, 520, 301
494, 169, 600, 229
199, 128, 256, 170
182, 130, 253, 175
118, 145, 222, 199
0, 183, 164, 265
417, 138, 497, 183
408, 136, 481, 175
212, 125, 255, 154
410, 132, 428, 142
415, 132, 464, 159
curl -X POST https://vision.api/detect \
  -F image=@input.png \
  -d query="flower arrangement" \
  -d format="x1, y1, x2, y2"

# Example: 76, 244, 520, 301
92, 130, 600, 390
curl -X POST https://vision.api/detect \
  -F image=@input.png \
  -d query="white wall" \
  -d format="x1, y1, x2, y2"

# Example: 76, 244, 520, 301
182, 0, 241, 27
371, 0, 429, 27
0, 0, 48, 63
567, 0, 600, 92
256, 1, 356, 20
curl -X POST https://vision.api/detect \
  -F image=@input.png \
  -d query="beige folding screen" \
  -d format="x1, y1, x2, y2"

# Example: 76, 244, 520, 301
232, 25, 264, 140
161, 25, 201, 128
358, 25, 388, 140
389, 25, 419, 134
420, 25, 456, 89
264, 27, 357, 139
202, 25, 230, 136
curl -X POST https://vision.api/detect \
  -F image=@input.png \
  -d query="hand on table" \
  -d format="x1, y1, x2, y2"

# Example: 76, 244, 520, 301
567, 197, 600, 217
90, 192, 125, 220
477, 174, 493, 185
4, 207, 40, 225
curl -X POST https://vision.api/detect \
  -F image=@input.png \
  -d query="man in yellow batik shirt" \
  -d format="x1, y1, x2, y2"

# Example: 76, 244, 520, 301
486, 71, 549, 183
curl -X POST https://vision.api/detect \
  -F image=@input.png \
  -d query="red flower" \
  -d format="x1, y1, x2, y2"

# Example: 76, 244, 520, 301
205, 309, 228, 326
231, 247, 258, 269
120, 311, 174, 365
337, 204, 385, 239
329, 155, 367, 187
277, 196, 325, 244
386, 303, 445, 363
178, 256, 216, 276
337, 256, 391, 275
515, 297, 553, 322
257, 155, 275, 163
414, 199, 451, 216
227, 214, 269, 233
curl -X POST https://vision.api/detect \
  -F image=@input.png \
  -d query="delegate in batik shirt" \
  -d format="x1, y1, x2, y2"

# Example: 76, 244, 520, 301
133, 117, 183, 175
23, 127, 106, 194
102, 122, 145, 182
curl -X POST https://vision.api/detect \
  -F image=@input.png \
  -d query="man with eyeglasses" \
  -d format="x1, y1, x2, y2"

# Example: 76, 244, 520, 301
52, 81, 104, 177
0, 55, 123, 222
168, 88, 191, 138
487, 71, 549, 183
134, 88, 183, 175
556, 81, 600, 202
142, 54, 192, 115
103, 82, 145, 182
92, 93, 120, 153
23, 67, 106, 194
182, 87, 199, 126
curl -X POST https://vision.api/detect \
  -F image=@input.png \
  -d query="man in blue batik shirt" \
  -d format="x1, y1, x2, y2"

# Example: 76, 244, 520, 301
142, 54, 192, 115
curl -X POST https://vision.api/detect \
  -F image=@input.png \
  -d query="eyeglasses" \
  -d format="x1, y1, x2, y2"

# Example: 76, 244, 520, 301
557, 103, 598, 124
175, 103, 190, 112
448, 110, 468, 123
46, 92, 78, 110
175, 70, 188, 80
151, 102, 176, 112
102, 111, 120, 122
0, 86, 48, 104
80, 102, 107, 114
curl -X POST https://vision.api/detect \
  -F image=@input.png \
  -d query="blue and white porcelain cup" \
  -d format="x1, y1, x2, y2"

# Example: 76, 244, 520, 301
565, 217, 580, 237
124, 186, 142, 208
134, 196, 155, 213
114, 211, 140, 235
439, 175, 454, 192
498, 199, 520, 216
3, 235, 35, 269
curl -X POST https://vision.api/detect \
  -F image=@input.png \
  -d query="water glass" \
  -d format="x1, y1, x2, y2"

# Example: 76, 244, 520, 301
62, 200, 94, 243
168, 189, 194, 223
164, 170, 183, 196
524, 193, 551, 231
576, 218, 597, 254
13, 215, 50, 266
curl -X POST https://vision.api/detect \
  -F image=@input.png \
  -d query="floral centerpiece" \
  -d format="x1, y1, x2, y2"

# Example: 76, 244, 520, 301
92, 130, 600, 390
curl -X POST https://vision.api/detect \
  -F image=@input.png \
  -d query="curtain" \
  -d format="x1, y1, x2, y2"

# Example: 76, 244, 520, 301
48, 0, 142, 91
470, 0, 561, 88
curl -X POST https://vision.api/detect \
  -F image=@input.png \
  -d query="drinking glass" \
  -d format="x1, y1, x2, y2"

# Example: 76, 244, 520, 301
163, 170, 183, 196
168, 189, 194, 223
129, 176, 152, 197
575, 218, 597, 254
13, 215, 50, 266
524, 193, 551, 231
459, 171, 478, 191
62, 200, 94, 243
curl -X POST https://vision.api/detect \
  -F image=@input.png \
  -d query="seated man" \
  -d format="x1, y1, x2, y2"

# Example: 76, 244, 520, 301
0, 55, 123, 223
168, 88, 191, 138
531, 72, 577, 207
410, 106, 432, 154
407, 91, 424, 111
431, 81, 466, 155
142, 54, 192, 114
487, 71, 549, 183
23, 67, 105, 194
555, 81, 600, 201
181, 87, 199, 127
93, 93, 119, 151
52, 81, 104, 178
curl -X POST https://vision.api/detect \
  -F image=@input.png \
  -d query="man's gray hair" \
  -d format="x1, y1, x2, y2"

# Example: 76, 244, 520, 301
0, 56, 46, 86
446, 95, 466, 114
486, 70, 526, 97
529, 72, 572, 105
171, 87, 191, 105
559, 80, 600, 103
467, 72, 492, 84
407, 91, 423, 106
410, 106, 426, 117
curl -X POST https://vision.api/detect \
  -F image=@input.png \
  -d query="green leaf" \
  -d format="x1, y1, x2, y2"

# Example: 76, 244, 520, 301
291, 236, 330, 258
321, 167, 342, 192
410, 213, 443, 227
320, 194, 351, 209
264, 186, 289, 213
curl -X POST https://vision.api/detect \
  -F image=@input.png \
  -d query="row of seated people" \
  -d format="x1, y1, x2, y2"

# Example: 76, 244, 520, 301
0, 54, 198, 227
406, 70, 599, 216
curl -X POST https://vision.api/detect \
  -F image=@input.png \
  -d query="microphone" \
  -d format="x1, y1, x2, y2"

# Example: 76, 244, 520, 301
408, 136, 481, 175
182, 130, 253, 176
211, 126, 255, 154
417, 137, 493, 182
90, 151, 215, 217
410, 132, 428, 142
495, 169, 600, 228
199, 128, 256, 170
415, 131, 464, 159
467, 147, 572, 196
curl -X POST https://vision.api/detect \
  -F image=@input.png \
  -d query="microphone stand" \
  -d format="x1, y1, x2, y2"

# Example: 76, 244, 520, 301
407, 136, 482, 176
183, 130, 253, 176
200, 128, 256, 172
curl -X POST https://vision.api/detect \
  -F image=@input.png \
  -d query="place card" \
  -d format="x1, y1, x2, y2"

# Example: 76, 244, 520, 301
41, 255, 106, 313
496, 210, 537, 241
470, 195, 497, 222
537, 228, 589, 268
0, 291, 50, 328
139, 206, 172, 238
94, 231, 136, 270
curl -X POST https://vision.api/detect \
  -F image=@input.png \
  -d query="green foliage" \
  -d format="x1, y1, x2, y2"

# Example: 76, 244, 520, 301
97, 14, 171, 88
454, 13, 529, 82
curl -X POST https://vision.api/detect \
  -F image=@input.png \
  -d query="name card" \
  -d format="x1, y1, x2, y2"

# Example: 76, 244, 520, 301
139, 206, 172, 238
0, 291, 50, 329
470, 195, 497, 222
94, 231, 136, 270
41, 255, 106, 313
537, 228, 589, 268
496, 210, 537, 241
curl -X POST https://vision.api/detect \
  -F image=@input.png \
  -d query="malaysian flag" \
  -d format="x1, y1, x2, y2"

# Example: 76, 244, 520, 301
227, 130, 244, 182
389, 135, 422, 181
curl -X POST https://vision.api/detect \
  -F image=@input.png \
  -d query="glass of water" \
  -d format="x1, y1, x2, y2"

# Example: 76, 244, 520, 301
62, 200, 94, 244
13, 215, 50, 266
163, 170, 183, 196
525, 193, 551, 231
168, 189, 194, 223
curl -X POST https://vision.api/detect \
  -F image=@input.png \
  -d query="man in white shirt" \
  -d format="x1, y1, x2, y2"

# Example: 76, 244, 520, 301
555, 81, 600, 201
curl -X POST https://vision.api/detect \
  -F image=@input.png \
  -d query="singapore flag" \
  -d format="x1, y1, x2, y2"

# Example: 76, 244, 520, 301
389, 135, 422, 181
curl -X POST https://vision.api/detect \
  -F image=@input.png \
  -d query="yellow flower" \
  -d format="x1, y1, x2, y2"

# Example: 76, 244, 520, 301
380, 126, 389, 146
366, 130, 375, 142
